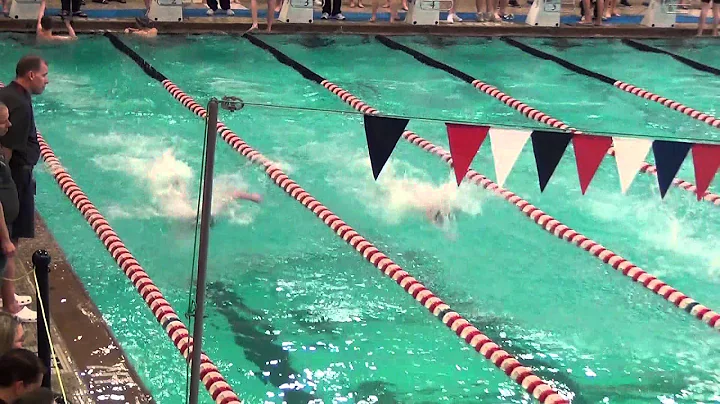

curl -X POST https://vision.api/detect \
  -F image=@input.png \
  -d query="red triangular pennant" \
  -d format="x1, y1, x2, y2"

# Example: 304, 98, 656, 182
446, 123, 489, 185
692, 143, 720, 201
572, 134, 613, 195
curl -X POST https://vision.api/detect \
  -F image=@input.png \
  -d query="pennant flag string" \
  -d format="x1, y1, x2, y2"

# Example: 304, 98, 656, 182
236, 100, 720, 146
208, 100, 719, 199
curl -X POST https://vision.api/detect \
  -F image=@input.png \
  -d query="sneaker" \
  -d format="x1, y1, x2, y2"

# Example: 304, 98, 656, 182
226, 8, 234, 15
446, 13, 461, 22
72, 11, 88, 18
13, 306, 37, 323
321, 12, 329, 19
0, 294, 32, 308
206, 8, 215, 15
332, 13, 345, 19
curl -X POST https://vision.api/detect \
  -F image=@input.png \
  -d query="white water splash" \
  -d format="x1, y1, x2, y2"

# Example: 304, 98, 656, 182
91, 134, 257, 225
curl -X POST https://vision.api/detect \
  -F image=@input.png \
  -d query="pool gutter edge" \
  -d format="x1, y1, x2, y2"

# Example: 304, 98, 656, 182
18, 212, 156, 404
0, 19, 701, 37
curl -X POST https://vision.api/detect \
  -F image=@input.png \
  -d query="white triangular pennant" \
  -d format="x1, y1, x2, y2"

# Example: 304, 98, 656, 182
612, 136, 653, 194
489, 128, 532, 187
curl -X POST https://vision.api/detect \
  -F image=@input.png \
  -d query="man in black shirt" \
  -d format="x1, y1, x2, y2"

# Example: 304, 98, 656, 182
0, 55, 49, 323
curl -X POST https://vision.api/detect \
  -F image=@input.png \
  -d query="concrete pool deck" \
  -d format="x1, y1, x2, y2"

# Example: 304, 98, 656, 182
14, 213, 154, 403
0, 0, 712, 36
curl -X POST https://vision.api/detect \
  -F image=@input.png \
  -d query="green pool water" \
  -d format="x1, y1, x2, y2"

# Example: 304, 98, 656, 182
0, 34, 718, 404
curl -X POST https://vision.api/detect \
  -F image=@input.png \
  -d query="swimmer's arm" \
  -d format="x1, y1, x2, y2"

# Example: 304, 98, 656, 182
64, 18, 77, 39
231, 191, 262, 204
36, 0, 46, 34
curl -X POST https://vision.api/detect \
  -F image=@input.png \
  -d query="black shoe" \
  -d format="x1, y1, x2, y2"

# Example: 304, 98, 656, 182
72, 10, 88, 17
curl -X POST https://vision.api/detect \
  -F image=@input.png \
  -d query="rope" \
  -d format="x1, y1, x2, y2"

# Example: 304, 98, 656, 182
1, 266, 35, 282
373, 35, 720, 206
36, 133, 244, 404
500, 37, 720, 129
0, 80, 243, 404
29, 270, 68, 403
104, 33, 572, 404
236, 37, 720, 332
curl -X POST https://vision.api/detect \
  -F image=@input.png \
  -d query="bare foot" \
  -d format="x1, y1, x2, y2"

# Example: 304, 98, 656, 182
357, 2, 364, 7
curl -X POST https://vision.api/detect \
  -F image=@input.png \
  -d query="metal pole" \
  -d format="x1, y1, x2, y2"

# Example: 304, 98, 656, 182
33, 250, 52, 389
188, 99, 219, 404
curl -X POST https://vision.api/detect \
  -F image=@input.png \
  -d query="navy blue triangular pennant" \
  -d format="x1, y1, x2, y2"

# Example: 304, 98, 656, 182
364, 115, 409, 180
653, 140, 692, 198
531, 130, 574, 192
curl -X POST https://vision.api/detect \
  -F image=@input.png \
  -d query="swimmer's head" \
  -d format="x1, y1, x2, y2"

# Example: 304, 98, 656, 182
40, 16, 53, 31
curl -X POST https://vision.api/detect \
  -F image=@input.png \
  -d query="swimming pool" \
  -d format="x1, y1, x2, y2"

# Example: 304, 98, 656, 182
1, 33, 718, 403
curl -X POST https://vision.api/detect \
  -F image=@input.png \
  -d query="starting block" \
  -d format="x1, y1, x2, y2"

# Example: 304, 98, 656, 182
404, 0, 452, 25
526, 0, 562, 26
279, 0, 317, 23
8, 0, 41, 20
641, 0, 685, 27
148, 0, 183, 22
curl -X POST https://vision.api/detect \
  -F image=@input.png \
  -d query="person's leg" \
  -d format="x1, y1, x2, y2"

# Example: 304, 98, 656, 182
475, 0, 485, 20
486, 0, 497, 19
207, 0, 219, 11
249, 0, 258, 28
370, 0, 378, 20
594, 0, 603, 24
581, 0, 592, 22
266, 0, 275, 31
322, 0, 330, 15
332, 0, 341, 15
220, 0, 231, 11
712, 2, 719, 35
0, 258, 17, 314
698, 0, 710, 35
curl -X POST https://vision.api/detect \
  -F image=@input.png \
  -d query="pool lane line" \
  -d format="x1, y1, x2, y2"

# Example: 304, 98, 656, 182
239, 34, 720, 333
621, 40, 720, 77
373, 35, 720, 207
500, 37, 720, 130
33, 135, 243, 404
104, 32, 573, 404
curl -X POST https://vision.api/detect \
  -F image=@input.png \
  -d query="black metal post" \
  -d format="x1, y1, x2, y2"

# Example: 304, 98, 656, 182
33, 250, 52, 389
188, 99, 219, 404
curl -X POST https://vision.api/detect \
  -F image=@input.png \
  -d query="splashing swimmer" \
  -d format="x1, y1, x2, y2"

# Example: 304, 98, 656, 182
165, 177, 262, 226
425, 205, 455, 227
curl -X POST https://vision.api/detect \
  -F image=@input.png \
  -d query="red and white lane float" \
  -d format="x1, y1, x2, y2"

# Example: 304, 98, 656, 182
161, 79, 571, 404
